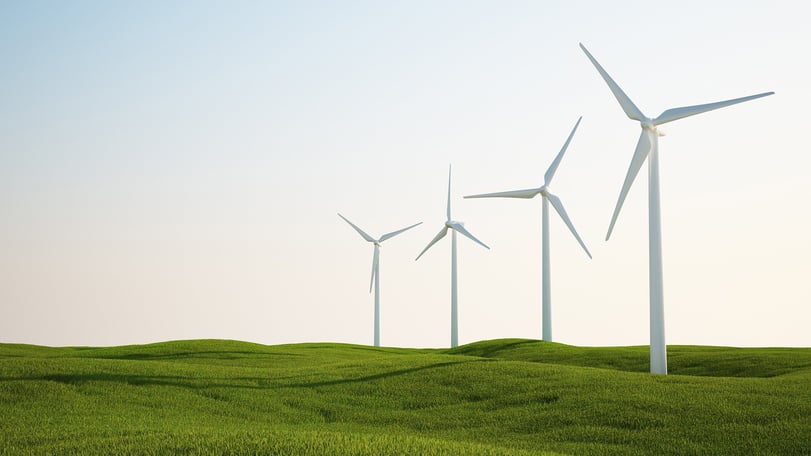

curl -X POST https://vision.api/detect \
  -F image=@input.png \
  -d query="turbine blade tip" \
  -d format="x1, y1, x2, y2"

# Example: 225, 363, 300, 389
605, 225, 614, 241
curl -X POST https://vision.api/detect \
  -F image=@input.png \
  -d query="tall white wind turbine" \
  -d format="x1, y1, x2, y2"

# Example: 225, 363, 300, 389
416, 165, 490, 348
338, 213, 422, 347
465, 117, 591, 342
580, 43, 773, 374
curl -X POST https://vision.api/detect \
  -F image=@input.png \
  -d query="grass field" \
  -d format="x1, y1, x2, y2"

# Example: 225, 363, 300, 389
1, 338, 810, 455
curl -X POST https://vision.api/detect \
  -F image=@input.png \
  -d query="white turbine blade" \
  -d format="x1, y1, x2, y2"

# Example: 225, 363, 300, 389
546, 193, 592, 259
464, 188, 541, 199
606, 129, 654, 241
449, 222, 490, 250
379, 222, 422, 243
416, 226, 448, 260
579, 43, 644, 121
544, 116, 582, 186
653, 91, 774, 126
369, 245, 379, 293
338, 213, 375, 243
446, 165, 452, 221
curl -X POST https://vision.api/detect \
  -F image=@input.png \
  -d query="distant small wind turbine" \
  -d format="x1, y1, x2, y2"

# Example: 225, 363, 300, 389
416, 165, 490, 348
338, 213, 421, 347
580, 42, 773, 374
465, 117, 591, 342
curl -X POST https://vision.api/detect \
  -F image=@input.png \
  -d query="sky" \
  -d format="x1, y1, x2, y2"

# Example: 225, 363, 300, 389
1, 1, 809, 348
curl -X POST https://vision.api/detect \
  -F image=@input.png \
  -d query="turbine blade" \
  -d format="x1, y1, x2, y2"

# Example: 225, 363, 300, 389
606, 129, 654, 240
653, 91, 774, 126
446, 165, 452, 221
379, 222, 422, 243
338, 213, 376, 243
546, 193, 592, 259
416, 227, 448, 261
579, 43, 644, 121
544, 116, 582, 186
449, 222, 490, 250
464, 188, 541, 199
369, 245, 379, 293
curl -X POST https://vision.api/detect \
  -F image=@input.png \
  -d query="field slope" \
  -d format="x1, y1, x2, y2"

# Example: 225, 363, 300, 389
1, 339, 810, 455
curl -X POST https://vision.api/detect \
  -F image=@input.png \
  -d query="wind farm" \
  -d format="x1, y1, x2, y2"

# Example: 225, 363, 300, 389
4, 1, 807, 454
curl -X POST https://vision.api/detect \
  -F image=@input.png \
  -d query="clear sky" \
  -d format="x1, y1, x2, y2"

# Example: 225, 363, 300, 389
2, 1, 809, 348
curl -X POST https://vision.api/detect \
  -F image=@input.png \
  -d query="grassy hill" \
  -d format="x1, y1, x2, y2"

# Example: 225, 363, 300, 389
1, 339, 810, 455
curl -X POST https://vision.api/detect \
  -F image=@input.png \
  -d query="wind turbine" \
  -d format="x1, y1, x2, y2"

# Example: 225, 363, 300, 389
465, 117, 592, 342
580, 42, 773, 374
338, 213, 421, 347
416, 165, 490, 348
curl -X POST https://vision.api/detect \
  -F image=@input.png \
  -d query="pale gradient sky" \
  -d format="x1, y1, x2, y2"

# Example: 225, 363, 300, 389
2, 1, 809, 348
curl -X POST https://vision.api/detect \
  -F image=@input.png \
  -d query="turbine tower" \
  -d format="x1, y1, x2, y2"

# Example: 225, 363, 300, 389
465, 117, 591, 342
338, 213, 421, 347
416, 165, 489, 348
580, 43, 773, 374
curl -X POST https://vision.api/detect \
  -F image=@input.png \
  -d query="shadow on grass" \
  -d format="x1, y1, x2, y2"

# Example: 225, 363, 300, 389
0, 360, 486, 391
448, 340, 539, 358
84, 350, 304, 361
285, 360, 489, 388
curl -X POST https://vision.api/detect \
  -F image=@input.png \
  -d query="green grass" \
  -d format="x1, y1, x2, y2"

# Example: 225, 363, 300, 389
1, 339, 810, 455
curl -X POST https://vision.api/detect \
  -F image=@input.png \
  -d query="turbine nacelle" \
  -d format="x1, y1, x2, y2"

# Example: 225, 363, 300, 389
640, 119, 666, 137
